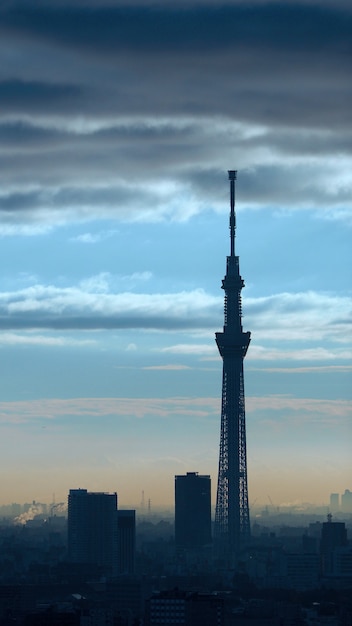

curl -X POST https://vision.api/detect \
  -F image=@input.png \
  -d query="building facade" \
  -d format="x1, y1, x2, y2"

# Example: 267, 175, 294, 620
341, 489, 352, 513
144, 590, 225, 626
175, 472, 211, 550
67, 488, 118, 577
320, 516, 348, 576
117, 509, 136, 575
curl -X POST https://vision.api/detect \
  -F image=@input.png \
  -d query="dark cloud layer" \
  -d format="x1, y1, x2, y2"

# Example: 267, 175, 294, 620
0, 1, 351, 228
0, 79, 82, 111
2, 3, 351, 55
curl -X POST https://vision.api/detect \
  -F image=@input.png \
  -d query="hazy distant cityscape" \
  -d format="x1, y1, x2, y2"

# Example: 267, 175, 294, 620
0, 483, 351, 625
1, 487, 352, 523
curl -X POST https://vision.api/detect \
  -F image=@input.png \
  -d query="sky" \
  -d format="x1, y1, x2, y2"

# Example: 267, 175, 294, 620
0, 0, 351, 511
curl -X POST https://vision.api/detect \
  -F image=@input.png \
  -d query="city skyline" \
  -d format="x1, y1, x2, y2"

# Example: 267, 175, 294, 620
0, 1, 351, 508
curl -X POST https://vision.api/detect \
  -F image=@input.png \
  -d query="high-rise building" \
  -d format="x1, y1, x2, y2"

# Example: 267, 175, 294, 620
117, 509, 136, 574
67, 488, 118, 577
329, 492, 339, 511
214, 171, 251, 567
320, 514, 348, 576
175, 472, 211, 549
341, 489, 352, 513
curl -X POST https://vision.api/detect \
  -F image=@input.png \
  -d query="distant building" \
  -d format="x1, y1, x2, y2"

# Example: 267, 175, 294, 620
175, 472, 211, 550
145, 588, 186, 626
330, 493, 339, 511
341, 489, 352, 513
117, 509, 136, 574
186, 592, 225, 626
144, 589, 225, 626
67, 488, 118, 577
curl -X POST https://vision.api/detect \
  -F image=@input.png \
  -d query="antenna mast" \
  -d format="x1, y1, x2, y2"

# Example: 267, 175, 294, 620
228, 170, 237, 257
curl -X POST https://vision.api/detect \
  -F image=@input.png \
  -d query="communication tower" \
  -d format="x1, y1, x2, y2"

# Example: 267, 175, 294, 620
214, 171, 251, 567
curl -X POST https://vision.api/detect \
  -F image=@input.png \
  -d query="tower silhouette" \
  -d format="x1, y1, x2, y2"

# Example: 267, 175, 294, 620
214, 171, 251, 566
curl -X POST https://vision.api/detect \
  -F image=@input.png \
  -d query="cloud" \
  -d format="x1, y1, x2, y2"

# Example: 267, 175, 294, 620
0, 79, 82, 113
0, 178, 206, 231
124, 272, 153, 282
0, 281, 220, 330
160, 343, 216, 356
0, 394, 349, 425
79, 273, 111, 293
247, 395, 351, 419
246, 291, 352, 343
249, 364, 352, 373
0, 2, 350, 233
71, 229, 119, 243
143, 364, 192, 371
0, 121, 350, 232
0, 396, 221, 424
0, 281, 349, 356
248, 345, 352, 362
2, 3, 351, 61
0, 333, 95, 347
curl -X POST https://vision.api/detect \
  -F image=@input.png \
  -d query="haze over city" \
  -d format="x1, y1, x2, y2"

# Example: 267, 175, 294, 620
0, 1, 351, 508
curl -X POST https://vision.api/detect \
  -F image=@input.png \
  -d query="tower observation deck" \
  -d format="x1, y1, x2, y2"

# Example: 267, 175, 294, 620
214, 171, 251, 567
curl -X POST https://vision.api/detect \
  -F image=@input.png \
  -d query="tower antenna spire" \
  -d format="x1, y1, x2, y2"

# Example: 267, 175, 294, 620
228, 170, 237, 257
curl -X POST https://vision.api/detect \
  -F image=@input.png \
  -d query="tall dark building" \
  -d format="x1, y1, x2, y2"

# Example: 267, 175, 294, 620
67, 488, 118, 577
214, 171, 251, 566
175, 472, 211, 549
117, 509, 136, 574
320, 514, 348, 576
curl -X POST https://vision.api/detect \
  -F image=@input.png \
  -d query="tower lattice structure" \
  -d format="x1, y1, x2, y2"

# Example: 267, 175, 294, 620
214, 171, 251, 565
